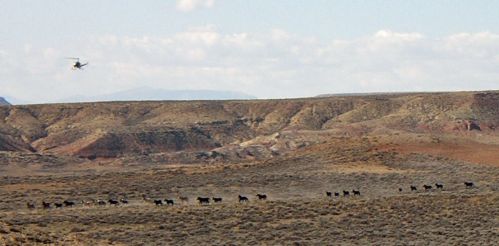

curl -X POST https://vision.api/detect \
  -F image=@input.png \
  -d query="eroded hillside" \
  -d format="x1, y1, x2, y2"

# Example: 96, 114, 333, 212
0, 91, 498, 163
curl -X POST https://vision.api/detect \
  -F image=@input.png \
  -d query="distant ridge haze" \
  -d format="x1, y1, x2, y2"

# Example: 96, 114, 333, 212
55, 87, 257, 103
316, 90, 499, 98
0, 97, 10, 105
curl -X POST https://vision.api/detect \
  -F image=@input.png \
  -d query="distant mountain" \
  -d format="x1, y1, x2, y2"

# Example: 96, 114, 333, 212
0, 97, 10, 106
63, 87, 257, 103
316, 92, 419, 98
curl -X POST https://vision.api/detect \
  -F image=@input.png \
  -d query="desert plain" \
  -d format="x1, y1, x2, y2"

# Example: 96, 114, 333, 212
0, 91, 498, 245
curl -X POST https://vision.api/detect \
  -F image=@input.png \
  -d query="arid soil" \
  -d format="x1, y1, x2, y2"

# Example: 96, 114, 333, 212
0, 91, 498, 245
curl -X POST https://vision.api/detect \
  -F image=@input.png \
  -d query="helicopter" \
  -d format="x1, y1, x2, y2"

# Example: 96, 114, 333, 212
66, 57, 88, 70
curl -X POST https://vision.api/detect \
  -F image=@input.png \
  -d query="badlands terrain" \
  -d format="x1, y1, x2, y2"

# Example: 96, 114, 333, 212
0, 91, 498, 245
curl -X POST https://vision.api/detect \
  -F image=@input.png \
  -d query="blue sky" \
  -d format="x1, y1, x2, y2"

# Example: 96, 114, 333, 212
3, 0, 499, 43
1, 0, 499, 103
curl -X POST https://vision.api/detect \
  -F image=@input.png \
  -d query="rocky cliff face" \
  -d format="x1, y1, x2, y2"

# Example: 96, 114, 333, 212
0, 91, 497, 160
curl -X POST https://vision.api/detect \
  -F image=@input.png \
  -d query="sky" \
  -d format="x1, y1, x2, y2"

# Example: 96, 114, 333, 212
1, 0, 499, 103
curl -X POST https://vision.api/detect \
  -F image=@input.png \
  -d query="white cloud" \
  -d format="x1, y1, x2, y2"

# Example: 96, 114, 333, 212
1, 28, 499, 103
176, 0, 215, 12
174, 25, 220, 46
374, 30, 424, 41
442, 32, 499, 58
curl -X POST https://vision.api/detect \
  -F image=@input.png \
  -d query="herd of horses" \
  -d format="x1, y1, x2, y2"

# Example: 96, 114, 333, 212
403, 181, 475, 192
25, 181, 475, 210
326, 181, 475, 199
26, 198, 129, 210
148, 193, 266, 206
26, 193, 269, 210
326, 189, 361, 197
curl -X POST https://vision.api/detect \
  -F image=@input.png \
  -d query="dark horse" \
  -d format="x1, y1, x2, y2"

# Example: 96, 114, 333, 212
213, 197, 223, 203
63, 200, 75, 207
464, 182, 474, 188
256, 194, 267, 200
352, 190, 361, 196
435, 183, 444, 189
42, 201, 51, 209
410, 185, 417, 191
343, 190, 350, 196
197, 197, 210, 204
423, 185, 432, 190
164, 199, 174, 206
238, 195, 249, 203
108, 199, 119, 206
